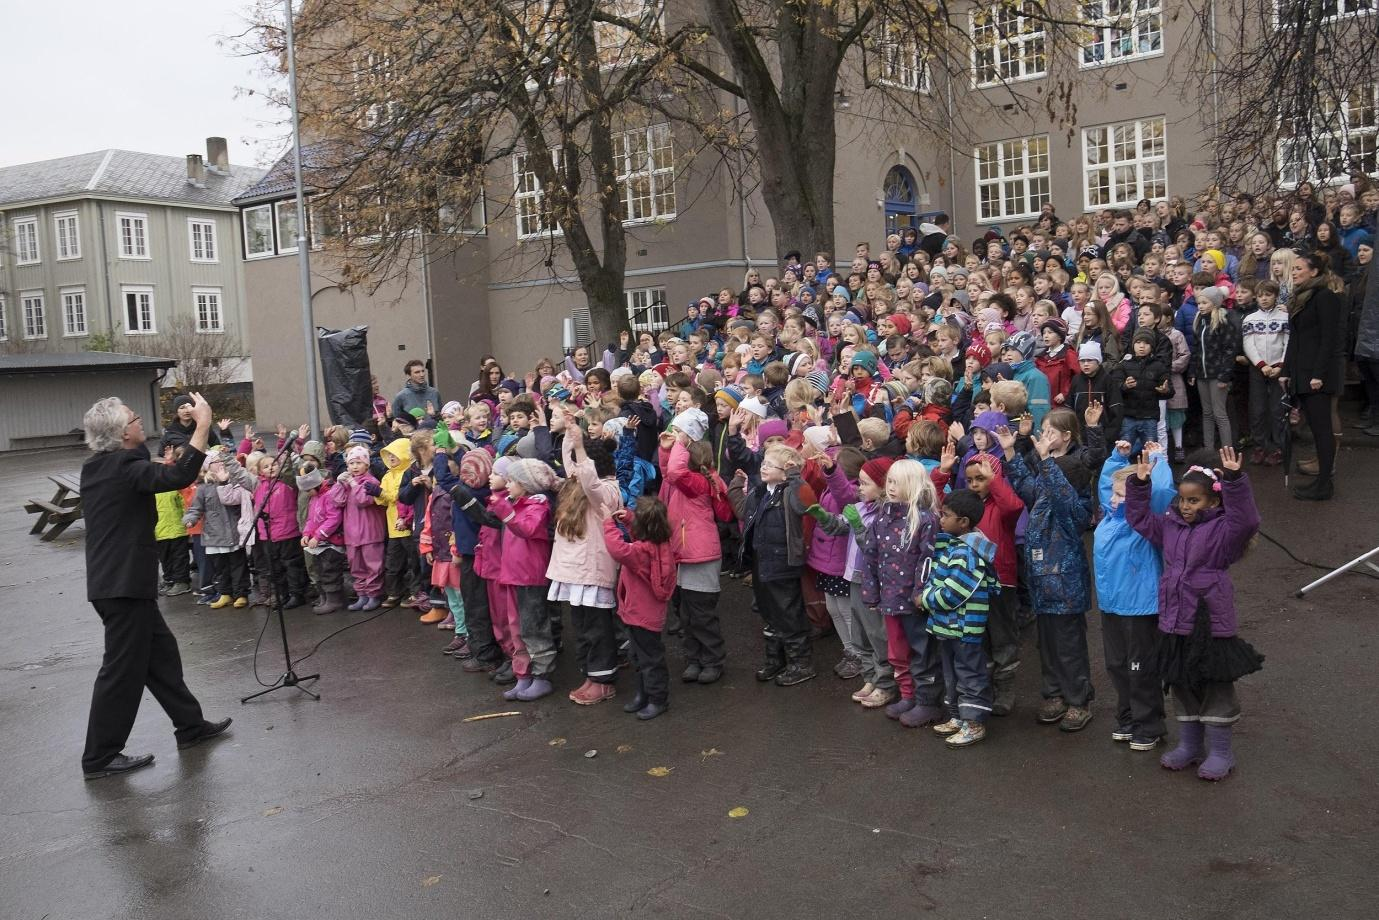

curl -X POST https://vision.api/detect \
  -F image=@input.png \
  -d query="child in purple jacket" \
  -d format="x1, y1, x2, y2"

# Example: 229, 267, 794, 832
226, 451, 309, 609
299, 468, 346, 614
334, 445, 388, 611
1125, 446, 1264, 782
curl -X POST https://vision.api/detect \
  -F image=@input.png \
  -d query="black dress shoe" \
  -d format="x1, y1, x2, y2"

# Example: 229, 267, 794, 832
177, 717, 233, 750
84, 752, 155, 780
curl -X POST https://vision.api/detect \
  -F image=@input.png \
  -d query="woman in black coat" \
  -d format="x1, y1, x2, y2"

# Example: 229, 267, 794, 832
1283, 252, 1347, 500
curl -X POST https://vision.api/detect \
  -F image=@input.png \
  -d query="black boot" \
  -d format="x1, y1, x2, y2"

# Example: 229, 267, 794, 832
623, 680, 647, 713
755, 632, 786, 681
1293, 477, 1334, 501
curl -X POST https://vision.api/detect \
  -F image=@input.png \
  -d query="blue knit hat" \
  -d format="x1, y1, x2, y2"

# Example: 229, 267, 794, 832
849, 350, 878, 375
714, 384, 744, 409
348, 428, 372, 445
805, 370, 831, 396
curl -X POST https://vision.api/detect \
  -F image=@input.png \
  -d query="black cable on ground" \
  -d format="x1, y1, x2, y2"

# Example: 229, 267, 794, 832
291, 605, 393, 667
1258, 529, 1379, 582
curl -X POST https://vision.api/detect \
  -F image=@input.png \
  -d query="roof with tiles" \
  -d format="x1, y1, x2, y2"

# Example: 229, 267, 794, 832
0, 150, 266, 210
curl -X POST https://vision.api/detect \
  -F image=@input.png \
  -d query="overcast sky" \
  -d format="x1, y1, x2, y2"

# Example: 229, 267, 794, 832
5, 1, 284, 168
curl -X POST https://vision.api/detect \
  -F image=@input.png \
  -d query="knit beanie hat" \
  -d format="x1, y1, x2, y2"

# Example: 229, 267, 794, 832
515, 433, 539, 459
1078, 342, 1104, 363
459, 447, 493, 487
505, 458, 562, 494
492, 455, 517, 481
789, 352, 814, 377
1196, 285, 1227, 307
1040, 318, 1069, 341
758, 419, 789, 442
715, 384, 744, 409
638, 369, 663, 391
670, 408, 709, 442
1004, 330, 1036, 360
883, 380, 910, 403
1132, 329, 1157, 346
348, 428, 372, 445
850, 349, 879, 375
739, 396, 769, 418
300, 439, 326, 462
345, 445, 370, 464
296, 469, 325, 492
172, 394, 194, 410
978, 306, 1003, 328
408, 407, 426, 420
805, 370, 832, 397
831, 284, 850, 299
860, 456, 895, 488
888, 313, 913, 337
802, 425, 834, 453
1202, 249, 1227, 272
965, 341, 992, 367
440, 400, 463, 418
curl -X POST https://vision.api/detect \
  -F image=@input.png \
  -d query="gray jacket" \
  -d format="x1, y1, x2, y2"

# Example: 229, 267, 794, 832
183, 481, 243, 550
391, 380, 441, 421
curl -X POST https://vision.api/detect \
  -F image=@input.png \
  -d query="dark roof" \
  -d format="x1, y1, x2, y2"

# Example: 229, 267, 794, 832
232, 144, 332, 205
0, 352, 178, 376
0, 150, 266, 209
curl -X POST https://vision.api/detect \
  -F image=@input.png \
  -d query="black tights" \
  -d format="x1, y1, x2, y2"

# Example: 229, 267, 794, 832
1297, 391, 1336, 482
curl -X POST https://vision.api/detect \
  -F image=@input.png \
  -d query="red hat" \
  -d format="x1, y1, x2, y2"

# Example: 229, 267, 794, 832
860, 456, 896, 488
965, 341, 992, 367
887, 313, 912, 337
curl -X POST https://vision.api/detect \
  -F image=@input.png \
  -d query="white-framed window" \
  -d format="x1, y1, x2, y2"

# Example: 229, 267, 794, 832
21, 291, 46, 339
614, 124, 676, 224
594, 0, 663, 67
514, 150, 562, 239
243, 204, 274, 257
975, 135, 1051, 221
54, 211, 81, 261
355, 50, 398, 127
0, 295, 7, 341
625, 286, 668, 333
275, 201, 301, 254
60, 287, 87, 337
122, 286, 157, 335
971, 4, 1047, 86
1276, 0, 1373, 24
116, 211, 149, 259
874, 20, 929, 92
193, 287, 224, 333
12, 217, 40, 264
1080, 0, 1164, 68
1082, 116, 1168, 208
1278, 85, 1378, 186
188, 218, 218, 262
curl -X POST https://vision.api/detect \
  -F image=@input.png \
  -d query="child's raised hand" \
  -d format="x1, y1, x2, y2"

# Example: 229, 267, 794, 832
1084, 399, 1104, 427
1017, 414, 1034, 437
1034, 427, 1054, 460
297, 423, 310, 440
219, 417, 233, 430
611, 508, 629, 524
1143, 441, 1162, 458
948, 421, 965, 442
1114, 439, 1132, 458
1134, 452, 1150, 481
243, 422, 255, 438
993, 425, 1017, 453
276, 422, 288, 439
1219, 445, 1242, 472
939, 440, 958, 474
728, 409, 745, 433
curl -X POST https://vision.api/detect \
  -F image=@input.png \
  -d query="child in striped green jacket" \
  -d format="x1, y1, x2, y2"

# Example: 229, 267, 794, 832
920, 489, 1000, 748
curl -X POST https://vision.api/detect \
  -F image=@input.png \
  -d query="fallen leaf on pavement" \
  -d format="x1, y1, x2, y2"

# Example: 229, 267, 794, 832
646, 766, 673, 777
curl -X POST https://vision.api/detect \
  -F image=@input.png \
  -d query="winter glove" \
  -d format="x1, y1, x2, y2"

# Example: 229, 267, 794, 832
433, 427, 456, 451
362, 481, 382, 497
841, 504, 865, 535
804, 503, 830, 524
449, 483, 474, 504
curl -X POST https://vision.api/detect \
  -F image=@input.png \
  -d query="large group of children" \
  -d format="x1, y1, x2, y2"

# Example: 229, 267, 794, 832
145, 186, 1379, 782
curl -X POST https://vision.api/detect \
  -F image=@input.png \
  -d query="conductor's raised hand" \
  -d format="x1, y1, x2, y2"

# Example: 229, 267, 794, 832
188, 392, 213, 428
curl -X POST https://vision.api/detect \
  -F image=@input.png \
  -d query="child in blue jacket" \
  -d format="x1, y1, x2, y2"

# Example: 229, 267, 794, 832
1094, 441, 1175, 751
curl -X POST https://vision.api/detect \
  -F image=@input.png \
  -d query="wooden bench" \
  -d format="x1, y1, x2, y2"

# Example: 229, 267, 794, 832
26, 474, 83, 541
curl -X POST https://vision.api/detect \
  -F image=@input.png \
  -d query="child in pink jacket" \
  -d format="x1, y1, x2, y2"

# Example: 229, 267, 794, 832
298, 468, 346, 614
490, 457, 561, 702
602, 498, 677, 721
334, 445, 387, 611
659, 434, 728, 684
225, 451, 309, 609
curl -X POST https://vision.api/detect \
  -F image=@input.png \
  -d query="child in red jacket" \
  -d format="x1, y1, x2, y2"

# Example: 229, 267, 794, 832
491, 458, 561, 702
602, 498, 678, 721
962, 451, 1025, 716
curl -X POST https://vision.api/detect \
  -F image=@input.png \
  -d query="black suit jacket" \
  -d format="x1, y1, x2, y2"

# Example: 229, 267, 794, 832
82, 444, 205, 601
1284, 283, 1347, 395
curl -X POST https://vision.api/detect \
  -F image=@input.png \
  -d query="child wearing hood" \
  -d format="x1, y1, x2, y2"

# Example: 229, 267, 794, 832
222, 448, 309, 609
492, 457, 563, 702
377, 436, 423, 613
999, 331, 1052, 428
1035, 318, 1079, 406
602, 498, 678, 720
334, 445, 387, 611
299, 466, 346, 614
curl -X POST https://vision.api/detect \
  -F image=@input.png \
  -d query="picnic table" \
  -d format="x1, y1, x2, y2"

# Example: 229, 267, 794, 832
25, 473, 83, 541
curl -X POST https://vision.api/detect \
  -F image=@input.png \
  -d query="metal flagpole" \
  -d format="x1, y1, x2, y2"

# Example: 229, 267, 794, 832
284, 0, 322, 441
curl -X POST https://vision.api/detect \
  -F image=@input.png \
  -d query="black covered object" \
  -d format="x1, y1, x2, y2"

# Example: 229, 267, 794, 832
317, 326, 373, 426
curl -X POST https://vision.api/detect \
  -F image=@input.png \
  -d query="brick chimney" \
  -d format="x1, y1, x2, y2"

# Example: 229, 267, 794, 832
186, 154, 206, 187
206, 137, 230, 173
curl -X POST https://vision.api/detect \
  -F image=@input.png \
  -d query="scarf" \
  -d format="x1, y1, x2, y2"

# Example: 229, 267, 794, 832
1289, 274, 1327, 318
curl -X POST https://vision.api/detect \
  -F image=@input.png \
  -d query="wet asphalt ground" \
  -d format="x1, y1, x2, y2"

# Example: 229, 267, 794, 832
1, 444, 1376, 920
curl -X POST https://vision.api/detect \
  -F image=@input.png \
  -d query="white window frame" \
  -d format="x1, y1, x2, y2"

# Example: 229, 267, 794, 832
1277, 85, 1378, 187
122, 285, 157, 335
614, 125, 676, 225
193, 286, 225, 333
0, 294, 7, 341
1274, 0, 1373, 25
12, 217, 40, 265
116, 211, 150, 260
970, 4, 1047, 87
514, 149, 563, 240
188, 217, 218, 263
974, 135, 1052, 222
1082, 116, 1169, 209
21, 290, 46, 339
274, 201, 301, 255
1079, 0, 1165, 70
625, 286, 668, 334
874, 21, 929, 93
54, 211, 81, 261
60, 287, 88, 337
243, 204, 275, 258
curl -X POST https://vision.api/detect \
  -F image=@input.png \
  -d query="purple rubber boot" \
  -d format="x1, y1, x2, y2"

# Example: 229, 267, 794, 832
1159, 721, 1205, 771
899, 703, 945, 728
1197, 724, 1236, 781
503, 677, 532, 701
516, 678, 554, 701
885, 697, 916, 720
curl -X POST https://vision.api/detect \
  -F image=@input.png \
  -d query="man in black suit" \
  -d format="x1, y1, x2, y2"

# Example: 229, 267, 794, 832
80, 393, 231, 779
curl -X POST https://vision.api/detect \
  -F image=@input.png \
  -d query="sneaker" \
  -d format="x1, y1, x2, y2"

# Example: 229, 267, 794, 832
158, 582, 171, 596
1249, 448, 1266, 466
754, 661, 785, 682
859, 687, 896, 709
209, 595, 232, 609
380, 596, 401, 609
945, 721, 987, 748
437, 615, 455, 630
442, 636, 469, 656
165, 582, 192, 597
833, 655, 865, 680
774, 664, 816, 687
885, 697, 917, 720
1129, 734, 1162, 751
1111, 724, 1134, 743
570, 681, 616, 706
233, 597, 249, 609
462, 657, 497, 674
1059, 706, 1093, 732
1036, 697, 1068, 724
681, 662, 703, 683
851, 682, 876, 703
932, 718, 963, 736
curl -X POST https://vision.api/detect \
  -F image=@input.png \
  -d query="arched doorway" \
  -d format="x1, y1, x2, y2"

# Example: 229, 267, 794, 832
884, 165, 919, 235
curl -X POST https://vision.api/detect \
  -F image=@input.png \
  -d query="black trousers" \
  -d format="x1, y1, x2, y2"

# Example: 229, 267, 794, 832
984, 586, 1021, 688
1101, 613, 1165, 737
460, 556, 503, 664
384, 536, 419, 599
82, 598, 206, 771
213, 549, 250, 598
1036, 613, 1094, 707
627, 625, 669, 706
680, 588, 724, 667
313, 548, 346, 596
754, 571, 811, 665
265, 537, 308, 598
571, 604, 618, 683
157, 536, 190, 585
1296, 390, 1336, 482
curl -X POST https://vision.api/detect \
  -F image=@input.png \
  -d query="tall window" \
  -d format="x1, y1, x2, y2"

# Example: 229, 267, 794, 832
884, 165, 920, 234
54, 212, 80, 260
275, 202, 301, 254
594, 0, 661, 67
21, 291, 46, 339
975, 135, 1051, 221
117, 212, 149, 259
1278, 86, 1377, 186
614, 125, 675, 223
356, 51, 398, 127
61, 288, 87, 337
189, 218, 218, 262
0, 295, 7, 341
194, 287, 224, 333
1083, 116, 1167, 208
12, 217, 40, 264
244, 205, 274, 257
123, 286, 156, 335
971, 4, 1046, 86
625, 286, 668, 333
1080, 0, 1164, 68
875, 20, 928, 91
514, 150, 561, 239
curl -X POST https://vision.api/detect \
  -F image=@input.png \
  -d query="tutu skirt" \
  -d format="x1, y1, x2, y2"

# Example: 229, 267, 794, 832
1158, 601, 1264, 692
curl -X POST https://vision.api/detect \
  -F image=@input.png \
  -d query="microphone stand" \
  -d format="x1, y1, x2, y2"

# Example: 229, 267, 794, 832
237, 435, 320, 703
